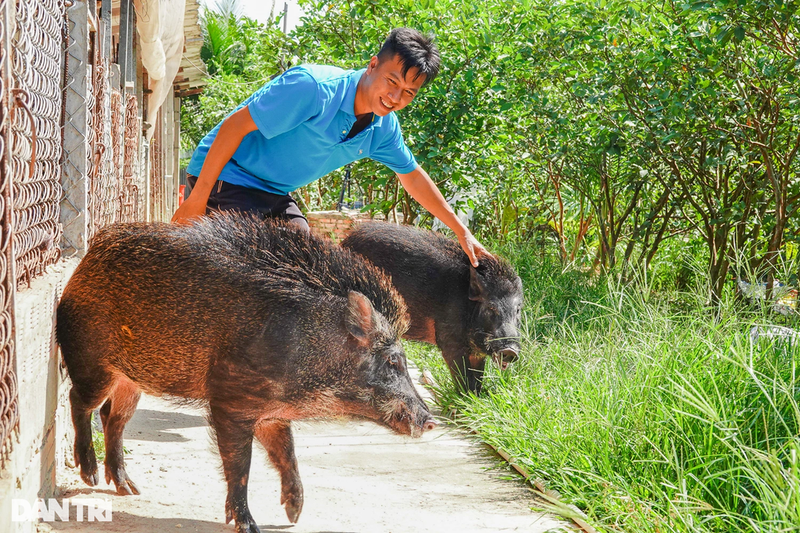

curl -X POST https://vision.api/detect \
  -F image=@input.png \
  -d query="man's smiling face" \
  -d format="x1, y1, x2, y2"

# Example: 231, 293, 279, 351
355, 54, 427, 117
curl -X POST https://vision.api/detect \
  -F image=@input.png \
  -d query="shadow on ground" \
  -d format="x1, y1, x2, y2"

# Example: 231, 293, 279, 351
123, 408, 207, 443
46, 510, 353, 533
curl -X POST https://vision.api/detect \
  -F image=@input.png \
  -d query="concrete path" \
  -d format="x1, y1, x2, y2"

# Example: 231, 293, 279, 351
45, 369, 565, 533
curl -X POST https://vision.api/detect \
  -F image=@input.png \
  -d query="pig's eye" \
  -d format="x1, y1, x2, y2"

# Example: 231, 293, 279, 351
386, 351, 405, 368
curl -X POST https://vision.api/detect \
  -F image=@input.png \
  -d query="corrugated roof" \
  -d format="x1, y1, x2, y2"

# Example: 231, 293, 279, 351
175, 0, 207, 97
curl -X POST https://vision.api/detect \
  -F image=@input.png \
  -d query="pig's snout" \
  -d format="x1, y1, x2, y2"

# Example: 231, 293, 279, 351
486, 331, 521, 370
413, 404, 439, 435
423, 417, 438, 432
406, 401, 438, 437
385, 396, 438, 437
498, 347, 519, 370
409, 414, 438, 438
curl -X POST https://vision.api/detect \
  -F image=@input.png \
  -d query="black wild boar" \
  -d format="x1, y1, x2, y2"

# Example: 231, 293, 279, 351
342, 222, 523, 395
56, 213, 436, 533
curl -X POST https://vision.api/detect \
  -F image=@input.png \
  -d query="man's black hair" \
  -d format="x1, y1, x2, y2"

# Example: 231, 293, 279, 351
377, 28, 440, 87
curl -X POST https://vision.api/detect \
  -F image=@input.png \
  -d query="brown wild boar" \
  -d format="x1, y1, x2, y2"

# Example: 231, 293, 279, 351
57, 213, 436, 533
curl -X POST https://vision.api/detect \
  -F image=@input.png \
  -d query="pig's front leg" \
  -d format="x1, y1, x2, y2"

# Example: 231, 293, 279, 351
210, 404, 260, 533
438, 336, 486, 395
466, 353, 488, 395
255, 419, 303, 523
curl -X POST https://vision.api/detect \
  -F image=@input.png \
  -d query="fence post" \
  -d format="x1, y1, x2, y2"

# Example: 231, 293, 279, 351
172, 95, 180, 216
163, 94, 174, 218
118, 0, 134, 91
61, 0, 91, 257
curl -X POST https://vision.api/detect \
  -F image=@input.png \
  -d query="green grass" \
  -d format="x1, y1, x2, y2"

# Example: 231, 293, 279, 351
406, 254, 800, 533
91, 412, 106, 462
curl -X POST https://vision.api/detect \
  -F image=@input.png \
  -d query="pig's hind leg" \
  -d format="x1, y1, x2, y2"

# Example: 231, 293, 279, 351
68, 373, 117, 487
255, 419, 303, 523
99, 376, 142, 495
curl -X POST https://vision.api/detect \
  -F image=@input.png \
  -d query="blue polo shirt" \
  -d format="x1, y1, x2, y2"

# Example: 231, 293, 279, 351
186, 65, 419, 195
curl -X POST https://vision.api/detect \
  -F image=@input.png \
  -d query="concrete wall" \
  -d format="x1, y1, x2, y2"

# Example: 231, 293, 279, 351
0, 259, 79, 533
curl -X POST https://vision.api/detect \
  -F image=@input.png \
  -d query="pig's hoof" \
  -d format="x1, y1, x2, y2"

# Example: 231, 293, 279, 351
234, 514, 261, 533
115, 478, 140, 496
226, 505, 260, 533
80, 470, 99, 487
284, 495, 303, 523
105, 465, 141, 495
281, 483, 303, 523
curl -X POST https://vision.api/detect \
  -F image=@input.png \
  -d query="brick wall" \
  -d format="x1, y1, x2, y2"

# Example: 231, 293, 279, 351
307, 209, 406, 242
306, 209, 369, 242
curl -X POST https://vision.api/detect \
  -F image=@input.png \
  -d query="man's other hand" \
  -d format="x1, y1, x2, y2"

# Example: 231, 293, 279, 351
458, 230, 491, 268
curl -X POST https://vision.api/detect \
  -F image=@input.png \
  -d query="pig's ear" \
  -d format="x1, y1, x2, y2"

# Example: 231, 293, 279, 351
346, 291, 376, 343
469, 267, 487, 302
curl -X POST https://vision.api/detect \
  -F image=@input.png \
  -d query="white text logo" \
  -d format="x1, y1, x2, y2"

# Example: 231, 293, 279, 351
11, 498, 112, 522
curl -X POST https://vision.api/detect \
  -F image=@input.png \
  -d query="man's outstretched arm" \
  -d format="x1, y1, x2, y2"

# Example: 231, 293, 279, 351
396, 166, 490, 267
171, 106, 259, 224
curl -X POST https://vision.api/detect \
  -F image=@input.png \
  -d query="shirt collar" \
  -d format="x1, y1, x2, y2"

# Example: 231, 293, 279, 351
341, 68, 383, 127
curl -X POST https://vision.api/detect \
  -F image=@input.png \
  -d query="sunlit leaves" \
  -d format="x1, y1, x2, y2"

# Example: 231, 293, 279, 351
185, 0, 800, 300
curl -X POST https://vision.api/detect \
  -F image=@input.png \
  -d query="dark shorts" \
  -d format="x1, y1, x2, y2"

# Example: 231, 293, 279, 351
186, 174, 309, 232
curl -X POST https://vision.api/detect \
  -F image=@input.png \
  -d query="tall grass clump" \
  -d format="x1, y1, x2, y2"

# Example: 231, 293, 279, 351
407, 250, 800, 532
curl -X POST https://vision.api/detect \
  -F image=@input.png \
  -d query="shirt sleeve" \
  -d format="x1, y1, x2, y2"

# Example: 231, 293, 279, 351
248, 68, 320, 140
370, 115, 418, 174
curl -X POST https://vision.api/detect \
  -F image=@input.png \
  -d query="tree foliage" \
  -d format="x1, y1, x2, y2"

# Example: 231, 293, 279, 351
182, 0, 800, 307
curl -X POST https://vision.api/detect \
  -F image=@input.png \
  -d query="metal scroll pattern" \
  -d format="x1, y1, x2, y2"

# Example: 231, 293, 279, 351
0, 0, 18, 464
121, 94, 140, 222
88, 58, 118, 234
63, 1, 145, 246
110, 89, 123, 220
150, 110, 164, 221
10, 0, 65, 287
89, 52, 140, 232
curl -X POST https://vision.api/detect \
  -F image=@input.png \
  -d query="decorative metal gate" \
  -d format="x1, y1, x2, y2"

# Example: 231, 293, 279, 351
0, 0, 193, 464
10, 0, 65, 287
89, 55, 117, 233
87, 1, 140, 237
0, 0, 16, 464
1, 0, 68, 462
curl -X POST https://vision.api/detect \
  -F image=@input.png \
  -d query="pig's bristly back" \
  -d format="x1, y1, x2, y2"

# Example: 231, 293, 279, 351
86, 214, 409, 336
344, 221, 519, 285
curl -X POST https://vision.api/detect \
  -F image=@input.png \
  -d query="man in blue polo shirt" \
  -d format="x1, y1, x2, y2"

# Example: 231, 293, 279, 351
174, 28, 488, 267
